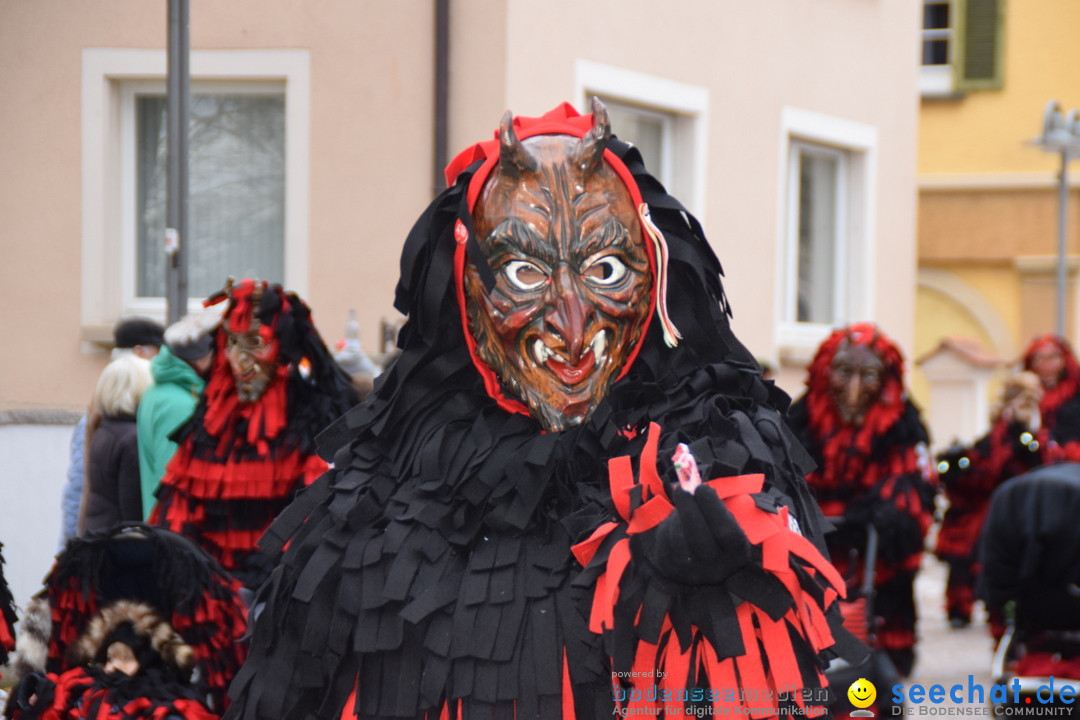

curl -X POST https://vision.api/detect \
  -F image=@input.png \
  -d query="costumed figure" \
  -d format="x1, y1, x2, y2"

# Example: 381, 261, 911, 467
1022, 334, 1080, 458
150, 279, 359, 588
0, 542, 16, 666
979, 462, 1080, 679
934, 370, 1057, 630
6, 600, 218, 720
224, 100, 862, 720
786, 323, 937, 678
6, 525, 247, 714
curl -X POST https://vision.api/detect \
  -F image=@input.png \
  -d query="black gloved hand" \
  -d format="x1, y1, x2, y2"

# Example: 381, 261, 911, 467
645, 484, 753, 585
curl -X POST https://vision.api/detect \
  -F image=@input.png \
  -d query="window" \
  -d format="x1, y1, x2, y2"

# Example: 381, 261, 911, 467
81, 49, 310, 341
920, 0, 1003, 97
922, 1, 953, 67
575, 60, 708, 220
777, 108, 877, 359
792, 143, 844, 325
599, 99, 672, 190
920, 0, 955, 96
128, 85, 286, 302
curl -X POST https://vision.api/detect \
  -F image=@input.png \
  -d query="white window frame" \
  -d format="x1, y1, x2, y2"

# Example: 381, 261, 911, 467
120, 80, 288, 315
920, 0, 955, 97
597, 99, 676, 190
574, 60, 708, 222
776, 107, 877, 361
788, 141, 848, 328
81, 49, 310, 339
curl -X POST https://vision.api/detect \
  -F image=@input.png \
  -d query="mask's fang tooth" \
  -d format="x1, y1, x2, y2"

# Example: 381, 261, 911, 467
533, 339, 550, 363
592, 330, 608, 361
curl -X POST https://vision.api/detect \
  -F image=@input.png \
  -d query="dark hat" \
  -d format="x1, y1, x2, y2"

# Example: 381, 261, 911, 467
113, 317, 165, 350
164, 313, 219, 361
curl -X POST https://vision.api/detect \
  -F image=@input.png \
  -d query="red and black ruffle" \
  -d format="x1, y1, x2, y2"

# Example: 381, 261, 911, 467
152, 281, 357, 588
7, 666, 219, 720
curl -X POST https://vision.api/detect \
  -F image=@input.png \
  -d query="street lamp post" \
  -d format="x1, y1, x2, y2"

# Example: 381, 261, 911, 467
1029, 100, 1080, 337
166, 0, 190, 325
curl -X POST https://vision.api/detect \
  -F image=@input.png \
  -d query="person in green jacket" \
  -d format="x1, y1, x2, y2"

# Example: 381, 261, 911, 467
136, 313, 218, 520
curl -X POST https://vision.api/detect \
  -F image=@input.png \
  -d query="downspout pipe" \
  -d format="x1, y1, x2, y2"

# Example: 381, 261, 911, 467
434, 0, 449, 196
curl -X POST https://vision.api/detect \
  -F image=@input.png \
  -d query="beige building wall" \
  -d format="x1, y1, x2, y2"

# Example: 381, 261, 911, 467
915, 0, 1080, 438
2, 0, 921, 412
0, 0, 922, 604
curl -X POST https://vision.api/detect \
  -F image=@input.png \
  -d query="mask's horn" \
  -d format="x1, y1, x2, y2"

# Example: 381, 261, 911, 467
574, 96, 611, 175
498, 110, 539, 176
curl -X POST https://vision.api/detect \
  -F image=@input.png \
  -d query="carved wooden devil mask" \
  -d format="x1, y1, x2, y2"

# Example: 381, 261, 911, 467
460, 101, 657, 431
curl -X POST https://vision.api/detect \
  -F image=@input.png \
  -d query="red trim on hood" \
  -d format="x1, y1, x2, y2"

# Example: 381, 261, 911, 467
447, 102, 658, 421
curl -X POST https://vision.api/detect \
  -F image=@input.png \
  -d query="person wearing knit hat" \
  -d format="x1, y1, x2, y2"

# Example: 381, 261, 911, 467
137, 312, 220, 520
112, 317, 165, 360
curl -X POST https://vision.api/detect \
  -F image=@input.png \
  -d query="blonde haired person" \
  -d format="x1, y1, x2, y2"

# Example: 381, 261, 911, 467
77, 355, 153, 536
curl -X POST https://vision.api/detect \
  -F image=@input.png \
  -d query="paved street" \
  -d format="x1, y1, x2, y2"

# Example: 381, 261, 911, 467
906, 552, 996, 710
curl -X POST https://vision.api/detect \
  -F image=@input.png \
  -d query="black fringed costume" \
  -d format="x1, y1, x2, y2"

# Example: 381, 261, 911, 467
151, 281, 360, 589
0, 542, 16, 666
34, 524, 247, 713
786, 324, 937, 678
225, 103, 862, 720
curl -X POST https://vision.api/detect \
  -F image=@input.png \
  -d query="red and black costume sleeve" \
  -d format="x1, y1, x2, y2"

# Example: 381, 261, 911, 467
223, 104, 862, 720
0, 542, 16, 665
1023, 334, 1080, 460
786, 325, 937, 676
150, 281, 359, 589
40, 524, 247, 712
935, 420, 1053, 564
6, 666, 220, 720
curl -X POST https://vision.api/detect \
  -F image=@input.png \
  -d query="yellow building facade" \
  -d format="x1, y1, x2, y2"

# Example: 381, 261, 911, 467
915, 0, 1080, 446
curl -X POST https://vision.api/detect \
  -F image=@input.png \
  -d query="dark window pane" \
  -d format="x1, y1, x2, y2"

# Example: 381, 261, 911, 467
923, 3, 951, 30
923, 39, 950, 65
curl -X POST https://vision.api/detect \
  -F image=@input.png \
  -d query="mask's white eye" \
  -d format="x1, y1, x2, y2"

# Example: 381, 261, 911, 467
504, 260, 547, 291
582, 256, 627, 286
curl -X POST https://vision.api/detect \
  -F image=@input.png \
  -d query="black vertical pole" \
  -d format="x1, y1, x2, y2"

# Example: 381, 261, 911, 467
434, 0, 449, 196
166, 0, 190, 324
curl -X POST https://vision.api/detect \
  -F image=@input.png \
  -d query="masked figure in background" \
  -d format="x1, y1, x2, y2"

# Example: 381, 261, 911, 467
934, 370, 1056, 631
7, 601, 218, 720
224, 100, 862, 720
151, 279, 359, 588
786, 323, 937, 678
1022, 334, 1080, 458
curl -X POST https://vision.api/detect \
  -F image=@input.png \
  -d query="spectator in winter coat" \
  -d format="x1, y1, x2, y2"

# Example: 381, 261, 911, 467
59, 318, 163, 548
137, 313, 218, 519
78, 355, 154, 536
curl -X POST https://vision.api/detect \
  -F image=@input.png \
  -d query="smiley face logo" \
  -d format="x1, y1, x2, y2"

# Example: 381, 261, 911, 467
848, 678, 877, 709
